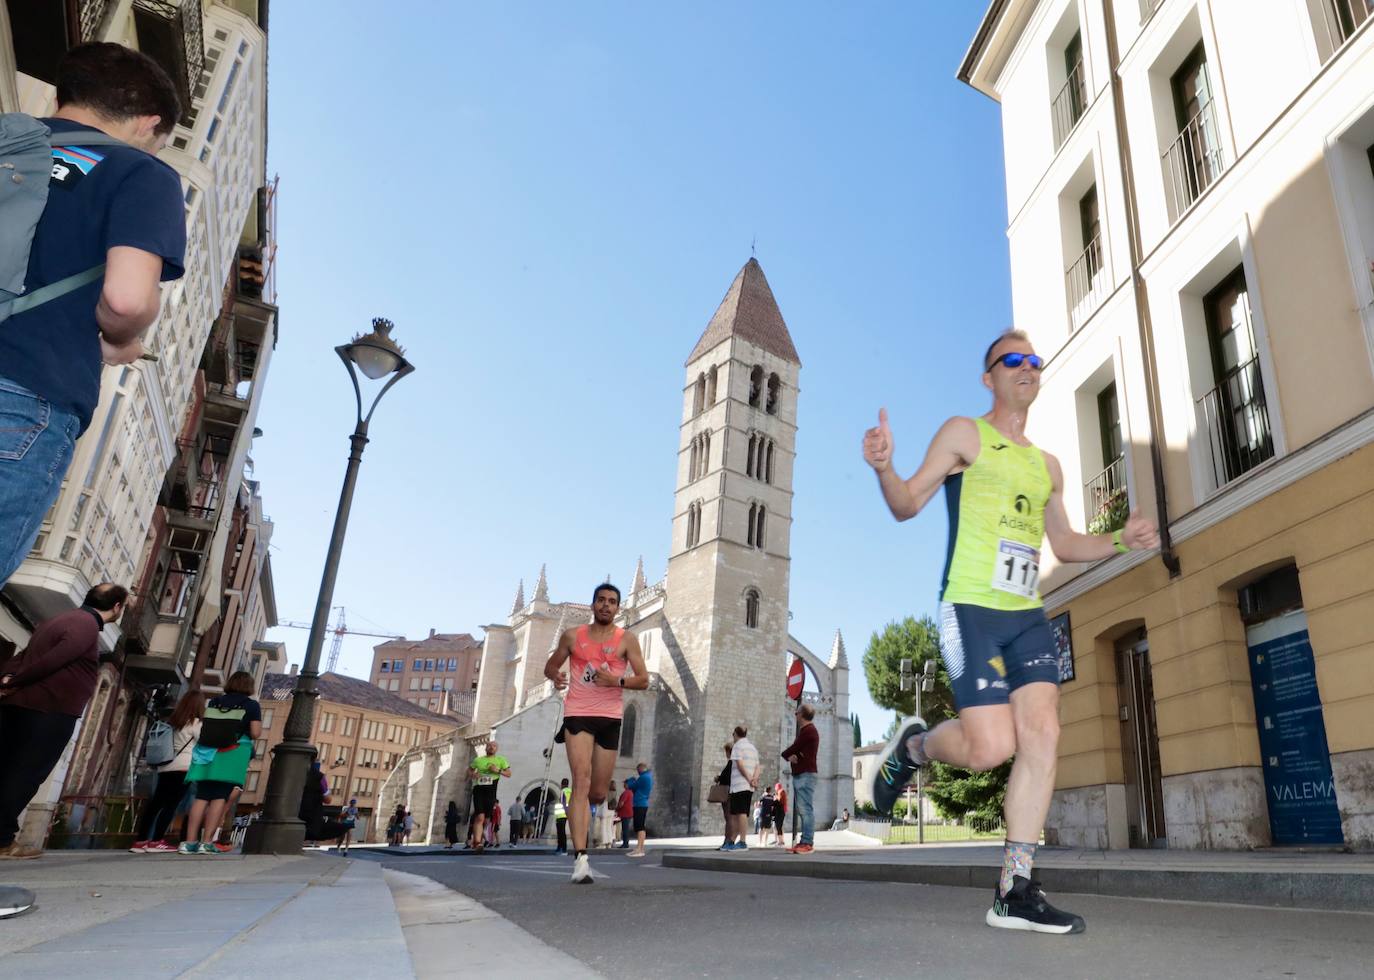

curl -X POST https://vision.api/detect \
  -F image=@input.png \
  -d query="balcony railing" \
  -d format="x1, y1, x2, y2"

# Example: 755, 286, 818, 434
1139, 0, 1166, 25
132, 0, 205, 124
1315, 0, 1373, 60
1196, 356, 1275, 490
1051, 60, 1088, 150
1065, 233, 1106, 331
1162, 101, 1226, 221
1084, 455, 1128, 535
79, 0, 113, 42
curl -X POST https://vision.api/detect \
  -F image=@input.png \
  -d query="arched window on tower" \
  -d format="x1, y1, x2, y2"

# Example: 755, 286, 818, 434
749, 366, 764, 407
620, 704, 637, 757
693, 374, 706, 416
686, 502, 700, 547
703, 430, 711, 475
747, 503, 757, 547
689, 437, 700, 482
746, 434, 757, 478
706, 365, 718, 406
766, 373, 781, 415
745, 588, 761, 629
765, 441, 775, 485
756, 505, 766, 550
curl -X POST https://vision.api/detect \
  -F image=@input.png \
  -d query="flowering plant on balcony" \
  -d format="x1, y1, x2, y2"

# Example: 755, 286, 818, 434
1087, 486, 1129, 536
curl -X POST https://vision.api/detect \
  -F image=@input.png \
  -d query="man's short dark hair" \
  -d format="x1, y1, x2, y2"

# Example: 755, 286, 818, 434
560, 778, 569, 787
592, 582, 621, 604
84, 583, 129, 611
733, 724, 748, 739
56, 42, 181, 136
223, 670, 256, 696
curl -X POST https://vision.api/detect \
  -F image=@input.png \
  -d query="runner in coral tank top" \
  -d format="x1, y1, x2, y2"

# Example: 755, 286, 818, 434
545, 582, 649, 884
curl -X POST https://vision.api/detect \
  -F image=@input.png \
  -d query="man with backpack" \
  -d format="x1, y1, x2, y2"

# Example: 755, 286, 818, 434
0, 42, 186, 586
0, 584, 128, 858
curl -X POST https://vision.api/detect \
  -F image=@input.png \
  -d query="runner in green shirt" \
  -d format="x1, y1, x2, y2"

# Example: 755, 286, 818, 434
466, 741, 511, 852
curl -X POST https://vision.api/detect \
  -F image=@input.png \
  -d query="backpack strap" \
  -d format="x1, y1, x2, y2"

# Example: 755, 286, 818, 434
6, 264, 105, 316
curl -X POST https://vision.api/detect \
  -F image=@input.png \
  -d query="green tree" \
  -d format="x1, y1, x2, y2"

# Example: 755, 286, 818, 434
851, 713, 862, 748
863, 614, 1009, 824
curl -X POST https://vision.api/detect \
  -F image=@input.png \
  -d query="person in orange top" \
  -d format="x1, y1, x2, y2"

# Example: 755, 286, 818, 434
545, 582, 649, 884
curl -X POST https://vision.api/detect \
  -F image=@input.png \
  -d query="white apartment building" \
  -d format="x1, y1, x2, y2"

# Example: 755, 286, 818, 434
961, 0, 1374, 850
2, 1, 273, 657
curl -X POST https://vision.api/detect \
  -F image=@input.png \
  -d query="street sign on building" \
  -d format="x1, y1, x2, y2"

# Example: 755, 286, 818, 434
786, 658, 805, 700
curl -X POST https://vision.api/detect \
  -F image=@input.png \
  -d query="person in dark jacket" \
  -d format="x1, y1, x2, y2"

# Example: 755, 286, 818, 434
444, 801, 460, 849
0, 583, 127, 858
716, 740, 734, 850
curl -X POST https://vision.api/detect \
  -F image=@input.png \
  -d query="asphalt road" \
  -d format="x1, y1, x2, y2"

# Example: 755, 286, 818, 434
359, 849, 1374, 979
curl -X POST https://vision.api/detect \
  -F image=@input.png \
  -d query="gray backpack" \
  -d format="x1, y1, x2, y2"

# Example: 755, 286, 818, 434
0, 112, 129, 323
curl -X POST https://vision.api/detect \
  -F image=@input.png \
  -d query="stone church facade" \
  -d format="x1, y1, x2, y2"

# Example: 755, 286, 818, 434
375, 260, 853, 841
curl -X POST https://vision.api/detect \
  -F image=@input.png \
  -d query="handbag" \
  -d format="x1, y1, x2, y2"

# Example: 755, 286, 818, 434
707, 783, 729, 804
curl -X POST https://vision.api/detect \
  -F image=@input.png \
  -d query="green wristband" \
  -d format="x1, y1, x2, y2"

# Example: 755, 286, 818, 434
1112, 529, 1130, 554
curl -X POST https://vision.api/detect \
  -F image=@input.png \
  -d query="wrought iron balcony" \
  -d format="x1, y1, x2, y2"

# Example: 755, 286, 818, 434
1065, 232, 1105, 331
1051, 60, 1088, 150
132, 0, 205, 124
1084, 455, 1128, 535
1162, 101, 1226, 222
6, 0, 113, 82
1196, 356, 1275, 490
1314, 0, 1373, 60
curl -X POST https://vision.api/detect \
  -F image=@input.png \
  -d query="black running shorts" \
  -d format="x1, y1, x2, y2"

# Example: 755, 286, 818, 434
632, 806, 648, 833
728, 790, 752, 816
561, 715, 623, 751
471, 784, 497, 817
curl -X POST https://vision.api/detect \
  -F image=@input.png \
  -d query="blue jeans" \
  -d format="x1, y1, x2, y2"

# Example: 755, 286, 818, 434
0, 377, 80, 586
793, 772, 816, 845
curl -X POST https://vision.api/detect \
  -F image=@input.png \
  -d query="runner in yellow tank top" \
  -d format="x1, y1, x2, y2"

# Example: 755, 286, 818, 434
861, 329, 1159, 936
544, 582, 649, 884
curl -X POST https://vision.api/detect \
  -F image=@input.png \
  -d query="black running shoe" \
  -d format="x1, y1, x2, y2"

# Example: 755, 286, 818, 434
870, 715, 926, 817
986, 876, 1086, 934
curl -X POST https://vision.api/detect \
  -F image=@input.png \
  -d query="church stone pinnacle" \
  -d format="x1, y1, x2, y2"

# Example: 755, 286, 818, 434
510, 579, 525, 617
631, 556, 647, 596
828, 629, 848, 670
533, 564, 549, 603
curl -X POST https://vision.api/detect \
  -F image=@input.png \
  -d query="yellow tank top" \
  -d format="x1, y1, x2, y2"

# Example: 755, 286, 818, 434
939, 418, 1052, 610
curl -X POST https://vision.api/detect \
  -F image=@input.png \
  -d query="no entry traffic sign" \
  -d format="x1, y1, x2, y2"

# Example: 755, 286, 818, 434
786, 658, 805, 700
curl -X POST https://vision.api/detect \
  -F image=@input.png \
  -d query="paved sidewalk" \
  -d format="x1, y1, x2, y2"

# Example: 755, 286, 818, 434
0, 851, 413, 978
661, 841, 1374, 911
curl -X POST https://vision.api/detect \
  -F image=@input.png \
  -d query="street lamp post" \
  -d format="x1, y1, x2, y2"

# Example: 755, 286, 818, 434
242, 318, 413, 854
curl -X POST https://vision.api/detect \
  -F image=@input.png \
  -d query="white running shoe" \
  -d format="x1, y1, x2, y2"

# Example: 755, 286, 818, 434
570, 853, 594, 884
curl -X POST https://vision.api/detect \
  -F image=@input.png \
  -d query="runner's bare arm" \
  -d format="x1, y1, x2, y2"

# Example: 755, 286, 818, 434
1043, 453, 1160, 562
594, 633, 650, 690
543, 628, 574, 690
863, 412, 976, 521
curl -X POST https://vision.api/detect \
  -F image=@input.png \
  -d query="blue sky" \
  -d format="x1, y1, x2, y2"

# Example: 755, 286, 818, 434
255, 3, 1010, 746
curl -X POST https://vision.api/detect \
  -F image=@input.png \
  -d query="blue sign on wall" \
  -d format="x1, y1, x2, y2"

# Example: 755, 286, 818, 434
1247, 617, 1343, 846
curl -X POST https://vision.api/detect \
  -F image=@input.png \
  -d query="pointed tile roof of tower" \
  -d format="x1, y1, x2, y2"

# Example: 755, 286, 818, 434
687, 258, 800, 366
533, 564, 549, 603
510, 579, 525, 616
630, 556, 647, 595
828, 629, 848, 670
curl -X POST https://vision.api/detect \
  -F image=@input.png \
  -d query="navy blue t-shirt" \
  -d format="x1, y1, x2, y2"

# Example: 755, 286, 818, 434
0, 119, 185, 433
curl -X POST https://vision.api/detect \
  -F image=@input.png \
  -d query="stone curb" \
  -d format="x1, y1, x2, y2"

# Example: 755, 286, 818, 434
660, 852, 1374, 912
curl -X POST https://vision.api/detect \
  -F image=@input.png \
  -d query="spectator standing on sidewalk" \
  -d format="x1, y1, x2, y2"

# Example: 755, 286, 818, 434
725, 725, 759, 851
180, 671, 261, 855
444, 801, 460, 849
715, 740, 734, 849
403, 810, 415, 844
615, 782, 634, 848
554, 779, 570, 854
130, 688, 204, 853
757, 788, 776, 847
774, 784, 788, 847
486, 801, 501, 848
509, 797, 523, 846
624, 762, 653, 857
0, 583, 128, 858
782, 703, 820, 854
0, 43, 187, 588
337, 798, 359, 854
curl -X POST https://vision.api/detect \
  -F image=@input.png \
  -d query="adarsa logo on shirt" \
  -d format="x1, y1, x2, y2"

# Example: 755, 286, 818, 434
998, 514, 1042, 536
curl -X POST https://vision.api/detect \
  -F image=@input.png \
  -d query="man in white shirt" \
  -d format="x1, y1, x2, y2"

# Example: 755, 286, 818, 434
725, 725, 759, 851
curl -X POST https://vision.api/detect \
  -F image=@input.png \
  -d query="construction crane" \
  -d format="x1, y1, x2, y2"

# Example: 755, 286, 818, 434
276, 606, 403, 673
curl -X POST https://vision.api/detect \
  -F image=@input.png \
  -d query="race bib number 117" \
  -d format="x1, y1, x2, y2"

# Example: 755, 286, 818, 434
992, 539, 1040, 598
